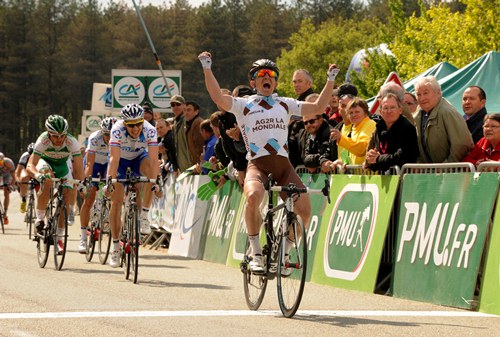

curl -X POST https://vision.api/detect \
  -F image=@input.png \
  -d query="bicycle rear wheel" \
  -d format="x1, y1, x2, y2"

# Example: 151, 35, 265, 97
98, 199, 111, 265
277, 217, 307, 318
53, 203, 68, 271
36, 226, 50, 268
85, 202, 98, 262
26, 195, 35, 240
130, 207, 140, 284
85, 226, 96, 262
242, 242, 268, 310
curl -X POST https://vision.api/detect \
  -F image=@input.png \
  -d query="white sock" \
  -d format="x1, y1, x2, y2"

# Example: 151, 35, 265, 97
57, 228, 65, 237
113, 240, 120, 251
248, 234, 262, 256
81, 227, 88, 240
285, 237, 294, 256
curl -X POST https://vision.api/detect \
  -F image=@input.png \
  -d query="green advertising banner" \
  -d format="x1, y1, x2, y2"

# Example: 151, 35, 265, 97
311, 175, 399, 292
299, 173, 330, 281
393, 173, 498, 309
479, 187, 500, 315
226, 194, 248, 269
202, 181, 242, 264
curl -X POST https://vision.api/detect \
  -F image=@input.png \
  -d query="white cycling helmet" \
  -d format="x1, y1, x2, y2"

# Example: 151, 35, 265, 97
100, 117, 117, 132
120, 104, 144, 121
0, 152, 4, 160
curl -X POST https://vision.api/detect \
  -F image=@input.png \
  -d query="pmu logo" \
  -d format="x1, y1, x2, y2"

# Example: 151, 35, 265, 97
324, 183, 378, 280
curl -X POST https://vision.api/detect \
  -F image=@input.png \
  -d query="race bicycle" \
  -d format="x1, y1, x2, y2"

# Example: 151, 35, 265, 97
0, 198, 4, 234
241, 174, 330, 318
107, 168, 162, 284
35, 177, 80, 270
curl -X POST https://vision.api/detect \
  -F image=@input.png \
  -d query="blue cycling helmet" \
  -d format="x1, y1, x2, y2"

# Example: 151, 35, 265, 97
100, 117, 117, 132
120, 104, 144, 121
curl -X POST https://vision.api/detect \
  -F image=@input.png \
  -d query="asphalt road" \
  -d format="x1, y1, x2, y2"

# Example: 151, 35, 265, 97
0, 192, 498, 337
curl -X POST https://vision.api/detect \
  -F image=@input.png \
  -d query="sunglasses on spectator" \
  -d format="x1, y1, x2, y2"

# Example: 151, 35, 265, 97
171, 102, 181, 107
340, 94, 355, 100
303, 118, 319, 125
253, 69, 278, 79
124, 120, 144, 128
48, 132, 66, 139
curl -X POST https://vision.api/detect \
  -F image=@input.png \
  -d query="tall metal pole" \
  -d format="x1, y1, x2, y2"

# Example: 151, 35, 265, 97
131, 0, 172, 97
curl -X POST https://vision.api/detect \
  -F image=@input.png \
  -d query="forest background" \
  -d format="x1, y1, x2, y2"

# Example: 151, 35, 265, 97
0, 0, 498, 156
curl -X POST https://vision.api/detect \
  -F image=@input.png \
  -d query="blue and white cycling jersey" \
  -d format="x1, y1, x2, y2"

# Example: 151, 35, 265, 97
109, 119, 158, 160
86, 130, 110, 164
230, 93, 303, 160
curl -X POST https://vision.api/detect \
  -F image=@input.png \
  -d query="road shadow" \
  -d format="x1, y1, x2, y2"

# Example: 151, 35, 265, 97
137, 278, 231, 290
290, 313, 486, 330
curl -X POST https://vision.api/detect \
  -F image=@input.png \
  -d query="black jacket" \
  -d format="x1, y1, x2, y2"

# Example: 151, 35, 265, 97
465, 107, 487, 144
218, 111, 248, 171
366, 115, 419, 172
304, 120, 337, 169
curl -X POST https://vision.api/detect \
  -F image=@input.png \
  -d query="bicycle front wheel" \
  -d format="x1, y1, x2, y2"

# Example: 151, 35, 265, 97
130, 209, 140, 284
0, 202, 4, 234
242, 241, 268, 310
98, 200, 111, 265
277, 217, 307, 318
53, 203, 68, 271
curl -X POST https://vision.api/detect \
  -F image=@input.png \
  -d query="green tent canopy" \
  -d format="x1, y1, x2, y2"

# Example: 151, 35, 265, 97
404, 61, 458, 93
437, 51, 500, 113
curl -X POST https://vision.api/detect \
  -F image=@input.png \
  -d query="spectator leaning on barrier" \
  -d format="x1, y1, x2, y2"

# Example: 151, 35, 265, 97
462, 85, 487, 144
378, 81, 415, 125
463, 113, 500, 167
414, 76, 473, 163
185, 101, 204, 166
333, 83, 357, 162
364, 93, 419, 172
330, 98, 376, 165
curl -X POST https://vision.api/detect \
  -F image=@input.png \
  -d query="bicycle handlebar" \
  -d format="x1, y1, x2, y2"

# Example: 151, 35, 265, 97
268, 177, 331, 204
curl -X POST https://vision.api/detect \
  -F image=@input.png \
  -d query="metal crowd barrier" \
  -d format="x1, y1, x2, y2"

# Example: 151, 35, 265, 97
400, 162, 476, 174
477, 162, 500, 172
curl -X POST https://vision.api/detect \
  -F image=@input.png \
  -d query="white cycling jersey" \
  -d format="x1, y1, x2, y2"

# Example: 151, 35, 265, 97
109, 119, 158, 160
230, 93, 303, 160
86, 130, 109, 164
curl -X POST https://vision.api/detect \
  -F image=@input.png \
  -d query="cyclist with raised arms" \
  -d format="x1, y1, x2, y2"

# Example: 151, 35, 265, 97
78, 117, 117, 253
198, 51, 339, 273
107, 104, 159, 268
27, 115, 85, 253
0, 152, 17, 224
15, 143, 35, 213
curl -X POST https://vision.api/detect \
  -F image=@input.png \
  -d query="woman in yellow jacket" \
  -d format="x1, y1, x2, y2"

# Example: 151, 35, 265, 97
330, 98, 376, 165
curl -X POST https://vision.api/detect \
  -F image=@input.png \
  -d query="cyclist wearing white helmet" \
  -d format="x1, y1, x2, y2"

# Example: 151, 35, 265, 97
15, 143, 36, 213
199, 51, 339, 273
27, 114, 85, 254
0, 152, 17, 225
77, 117, 117, 253
107, 104, 159, 268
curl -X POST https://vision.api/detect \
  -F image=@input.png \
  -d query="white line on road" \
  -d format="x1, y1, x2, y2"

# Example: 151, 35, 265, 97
0, 310, 496, 319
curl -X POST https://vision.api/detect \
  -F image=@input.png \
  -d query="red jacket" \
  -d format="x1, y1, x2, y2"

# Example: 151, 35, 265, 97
462, 137, 500, 167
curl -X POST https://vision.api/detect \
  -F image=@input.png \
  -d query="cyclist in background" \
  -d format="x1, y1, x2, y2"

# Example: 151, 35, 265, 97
107, 104, 159, 268
15, 143, 35, 213
27, 115, 85, 254
198, 51, 338, 273
0, 152, 17, 224
78, 117, 117, 253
